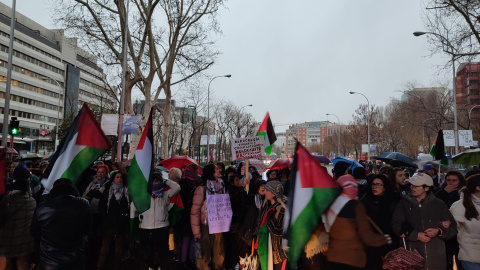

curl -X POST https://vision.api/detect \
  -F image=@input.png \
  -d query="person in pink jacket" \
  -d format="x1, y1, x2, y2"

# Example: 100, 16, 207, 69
190, 164, 226, 270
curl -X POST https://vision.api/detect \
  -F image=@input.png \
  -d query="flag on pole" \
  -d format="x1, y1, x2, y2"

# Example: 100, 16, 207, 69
430, 129, 449, 166
128, 111, 155, 213
256, 112, 277, 155
284, 141, 341, 268
41, 103, 111, 192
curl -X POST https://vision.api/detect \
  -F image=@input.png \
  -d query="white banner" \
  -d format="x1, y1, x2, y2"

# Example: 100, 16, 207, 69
230, 136, 265, 161
200, 135, 217, 145
101, 114, 119, 135
443, 130, 455, 147
458, 130, 473, 147
361, 144, 376, 153
206, 194, 233, 234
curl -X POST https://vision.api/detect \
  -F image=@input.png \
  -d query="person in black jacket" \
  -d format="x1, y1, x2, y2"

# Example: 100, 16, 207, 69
30, 178, 92, 270
97, 171, 130, 270
435, 170, 466, 270
361, 174, 398, 270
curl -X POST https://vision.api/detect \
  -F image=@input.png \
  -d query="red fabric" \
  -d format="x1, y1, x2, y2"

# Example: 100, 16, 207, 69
76, 103, 111, 150
296, 143, 339, 188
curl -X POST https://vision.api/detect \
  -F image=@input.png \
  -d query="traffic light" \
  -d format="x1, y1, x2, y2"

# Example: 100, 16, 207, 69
9, 118, 19, 135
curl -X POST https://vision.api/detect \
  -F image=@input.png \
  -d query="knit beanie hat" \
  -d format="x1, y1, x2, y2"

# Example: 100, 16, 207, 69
265, 180, 284, 200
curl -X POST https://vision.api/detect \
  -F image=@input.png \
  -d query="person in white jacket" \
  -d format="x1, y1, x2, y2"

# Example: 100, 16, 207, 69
131, 171, 181, 270
450, 173, 480, 270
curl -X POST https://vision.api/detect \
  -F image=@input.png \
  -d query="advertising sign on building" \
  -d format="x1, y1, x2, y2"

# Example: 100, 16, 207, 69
230, 136, 265, 161
206, 193, 233, 234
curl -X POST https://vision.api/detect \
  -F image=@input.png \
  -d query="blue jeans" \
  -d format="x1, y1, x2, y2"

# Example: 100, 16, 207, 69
461, 260, 480, 270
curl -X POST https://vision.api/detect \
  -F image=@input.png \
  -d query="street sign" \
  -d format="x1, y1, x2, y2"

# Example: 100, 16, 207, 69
39, 129, 50, 137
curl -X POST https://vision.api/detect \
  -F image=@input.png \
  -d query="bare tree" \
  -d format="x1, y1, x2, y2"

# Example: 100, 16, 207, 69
55, 0, 224, 159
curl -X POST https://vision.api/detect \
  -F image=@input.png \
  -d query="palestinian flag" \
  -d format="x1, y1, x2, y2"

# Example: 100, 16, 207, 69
284, 141, 341, 268
256, 112, 277, 155
128, 111, 154, 213
168, 191, 184, 227
430, 129, 449, 166
41, 103, 111, 192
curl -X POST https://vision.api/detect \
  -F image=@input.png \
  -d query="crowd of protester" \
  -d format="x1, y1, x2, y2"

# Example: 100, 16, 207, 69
1, 157, 480, 270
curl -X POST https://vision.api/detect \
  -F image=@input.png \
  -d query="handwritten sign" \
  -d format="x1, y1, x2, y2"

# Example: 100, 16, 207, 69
458, 130, 473, 147
206, 194, 232, 234
231, 136, 265, 161
443, 130, 455, 147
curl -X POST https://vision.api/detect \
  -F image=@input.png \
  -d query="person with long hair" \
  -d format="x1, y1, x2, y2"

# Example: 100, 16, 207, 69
450, 173, 480, 270
97, 171, 130, 270
190, 164, 226, 270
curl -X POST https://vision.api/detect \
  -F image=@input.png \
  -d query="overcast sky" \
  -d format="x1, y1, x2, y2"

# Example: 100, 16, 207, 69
3, 0, 452, 131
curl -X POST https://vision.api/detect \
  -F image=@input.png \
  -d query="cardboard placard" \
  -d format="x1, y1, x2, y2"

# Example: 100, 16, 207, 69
231, 136, 265, 161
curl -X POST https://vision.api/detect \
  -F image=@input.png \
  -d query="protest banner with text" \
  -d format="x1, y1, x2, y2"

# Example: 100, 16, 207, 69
230, 136, 265, 161
206, 193, 233, 234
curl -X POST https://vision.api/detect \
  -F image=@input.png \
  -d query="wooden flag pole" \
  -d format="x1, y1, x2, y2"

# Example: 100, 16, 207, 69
245, 159, 250, 194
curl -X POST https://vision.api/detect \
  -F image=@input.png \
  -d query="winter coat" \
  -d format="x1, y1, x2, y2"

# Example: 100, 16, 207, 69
190, 179, 225, 239
450, 194, 480, 264
0, 192, 36, 257
131, 179, 180, 229
98, 181, 130, 234
391, 192, 457, 270
327, 200, 388, 268
361, 192, 399, 269
82, 177, 108, 214
435, 182, 463, 208
30, 191, 91, 270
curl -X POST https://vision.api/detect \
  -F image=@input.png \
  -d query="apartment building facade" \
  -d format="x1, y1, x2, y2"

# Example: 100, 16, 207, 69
0, 3, 116, 153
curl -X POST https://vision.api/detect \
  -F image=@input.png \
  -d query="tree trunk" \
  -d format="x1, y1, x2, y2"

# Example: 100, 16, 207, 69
161, 85, 172, 159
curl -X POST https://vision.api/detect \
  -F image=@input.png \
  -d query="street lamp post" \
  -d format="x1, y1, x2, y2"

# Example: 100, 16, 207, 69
349, 91, 371, 161
326, 113, 341, 157
42, 77, 63, 152
207, 74, 231, 163
414, 31, 459, 155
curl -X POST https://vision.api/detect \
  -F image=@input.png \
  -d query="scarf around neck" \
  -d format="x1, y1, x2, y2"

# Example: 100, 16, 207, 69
152, 181, 166, 198
107, 182, 129, 212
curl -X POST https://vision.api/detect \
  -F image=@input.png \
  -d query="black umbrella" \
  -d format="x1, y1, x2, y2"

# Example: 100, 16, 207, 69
375, 152, 417, 168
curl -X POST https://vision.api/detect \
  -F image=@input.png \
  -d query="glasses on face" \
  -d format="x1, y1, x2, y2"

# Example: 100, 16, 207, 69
372, 183, 384, 187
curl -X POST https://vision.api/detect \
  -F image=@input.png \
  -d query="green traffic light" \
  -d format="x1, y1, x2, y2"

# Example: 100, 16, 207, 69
11, 128, 18, 135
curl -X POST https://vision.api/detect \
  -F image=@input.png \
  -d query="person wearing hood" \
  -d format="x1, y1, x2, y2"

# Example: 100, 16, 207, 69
30, 178, 91, 270
131, 171, 180, 270
392, 173, 457, 270
178, 164, 201, 269
97, 171, 130, 270
450, 173, 480, 270
256, 180, 288, 270
323, 174, 389, 269
435, 170, 466, 270
360, 175, 398, 270
0, 166, 36, 270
